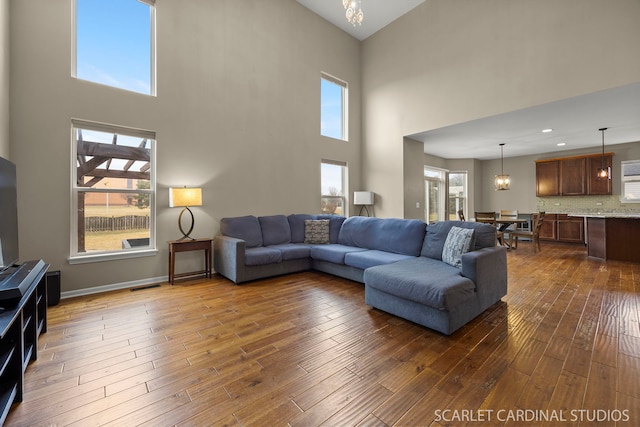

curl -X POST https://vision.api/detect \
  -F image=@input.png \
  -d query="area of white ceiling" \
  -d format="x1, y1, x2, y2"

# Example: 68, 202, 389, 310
298, 1, 640, 161
409, 82, 640, 160
296, 0, 425, 41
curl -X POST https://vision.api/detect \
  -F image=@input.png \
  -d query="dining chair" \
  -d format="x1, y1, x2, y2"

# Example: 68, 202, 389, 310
474, 211, 504, 246
509, 212, 546, 252
499, 209, 519, 237
457, 209, 465, 221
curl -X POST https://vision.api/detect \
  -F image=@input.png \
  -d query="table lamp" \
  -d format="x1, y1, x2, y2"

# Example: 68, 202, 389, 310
169, 187, 202, 240
354, 191, 374, 216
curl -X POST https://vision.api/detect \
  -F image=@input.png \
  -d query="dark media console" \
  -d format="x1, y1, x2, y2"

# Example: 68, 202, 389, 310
0, 260, 48, 425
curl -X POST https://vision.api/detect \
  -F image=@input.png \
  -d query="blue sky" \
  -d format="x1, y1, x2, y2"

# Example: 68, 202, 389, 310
320, 79, 344, 140
76, 0, 152, 94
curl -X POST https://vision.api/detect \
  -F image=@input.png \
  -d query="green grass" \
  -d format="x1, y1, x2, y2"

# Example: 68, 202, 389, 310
84, 229, 150, 251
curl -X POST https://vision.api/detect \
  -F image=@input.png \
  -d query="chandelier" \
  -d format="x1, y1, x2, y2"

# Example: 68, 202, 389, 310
343, 0, 364, 26
596, 127, 611, 180
494, 143, 511, 191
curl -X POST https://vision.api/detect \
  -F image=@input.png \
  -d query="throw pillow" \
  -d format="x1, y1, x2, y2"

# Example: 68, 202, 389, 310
304, 219, 330, 244
442, 226, 475, 268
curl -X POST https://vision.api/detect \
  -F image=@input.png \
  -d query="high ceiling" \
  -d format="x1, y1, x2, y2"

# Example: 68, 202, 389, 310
296, 0, 425, 41
298, 1, 640, 161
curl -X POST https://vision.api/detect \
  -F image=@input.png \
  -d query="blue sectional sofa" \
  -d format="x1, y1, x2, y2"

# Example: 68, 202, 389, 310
213, 214, 507, 335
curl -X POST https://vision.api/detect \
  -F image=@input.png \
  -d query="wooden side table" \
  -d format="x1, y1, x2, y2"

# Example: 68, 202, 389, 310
168, 238, 212, 285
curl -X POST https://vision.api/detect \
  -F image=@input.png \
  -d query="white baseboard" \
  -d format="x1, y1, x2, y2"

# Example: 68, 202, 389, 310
61, 275, 168, 300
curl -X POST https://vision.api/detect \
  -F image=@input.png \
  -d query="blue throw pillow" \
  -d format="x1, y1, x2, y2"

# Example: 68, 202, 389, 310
442, 226, 475, 268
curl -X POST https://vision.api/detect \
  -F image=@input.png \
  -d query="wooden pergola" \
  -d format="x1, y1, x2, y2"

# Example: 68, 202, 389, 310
76, 130, 151, 252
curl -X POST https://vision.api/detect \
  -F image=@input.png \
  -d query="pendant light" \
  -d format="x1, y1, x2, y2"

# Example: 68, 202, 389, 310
495, 143, 511, 191
596, 127, 611, 180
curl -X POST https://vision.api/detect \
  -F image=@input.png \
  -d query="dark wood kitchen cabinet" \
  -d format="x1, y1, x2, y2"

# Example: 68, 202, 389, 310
535, 153, 613, 196
536, 161, 560, 196
557, 215, 584, 243
560, 157, 586, 195
539, 214, 584, 244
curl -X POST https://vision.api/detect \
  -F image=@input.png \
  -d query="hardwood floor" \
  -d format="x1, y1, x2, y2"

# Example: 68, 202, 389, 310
7, 242, 640, 426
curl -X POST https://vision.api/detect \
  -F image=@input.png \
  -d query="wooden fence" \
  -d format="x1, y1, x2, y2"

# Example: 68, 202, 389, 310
85, 215, 150, 232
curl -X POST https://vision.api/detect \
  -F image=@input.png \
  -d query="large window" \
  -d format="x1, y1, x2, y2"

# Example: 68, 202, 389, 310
424, 167, 446, 223
448, 171, 468, 220
74, 0, 156, 95
321, 160, 348, 216
321, 73, 348, 141
71, 120, 156, 262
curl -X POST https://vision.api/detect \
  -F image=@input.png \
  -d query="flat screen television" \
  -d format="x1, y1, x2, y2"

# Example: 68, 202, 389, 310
0, 156, 19, 273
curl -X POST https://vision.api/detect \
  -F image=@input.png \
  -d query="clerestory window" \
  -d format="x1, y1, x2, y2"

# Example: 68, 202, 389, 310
321, 73, 348, 141
74, 0, 156, 95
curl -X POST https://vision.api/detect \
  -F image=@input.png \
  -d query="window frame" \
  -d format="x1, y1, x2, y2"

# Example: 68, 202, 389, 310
424, 166, 447, 223
69, 119, 157, 264
72, 0, 157, 96
321, 159, 348, 216
448, 171, 468, 221
320, 73, 348, 141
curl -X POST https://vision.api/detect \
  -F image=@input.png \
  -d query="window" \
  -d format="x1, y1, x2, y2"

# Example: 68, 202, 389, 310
621, 160, 640, 202
321, 73, 348, 141
321, 160, 348, 216
74, 0, 156, 95
448, 171, 468, 220
424, 166, 446, 223
71, 120, 156, 262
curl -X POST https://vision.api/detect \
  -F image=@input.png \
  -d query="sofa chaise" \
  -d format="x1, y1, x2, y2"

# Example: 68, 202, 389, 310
213, 214, 507, 334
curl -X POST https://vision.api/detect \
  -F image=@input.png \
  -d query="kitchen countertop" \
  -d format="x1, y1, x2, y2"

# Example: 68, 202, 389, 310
558, 213, 640, 218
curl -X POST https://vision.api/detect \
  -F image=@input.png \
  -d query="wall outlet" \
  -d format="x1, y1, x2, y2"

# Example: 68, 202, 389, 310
596, 202, 603, 206
554, 202, 561, 206
416, 202, 420, 208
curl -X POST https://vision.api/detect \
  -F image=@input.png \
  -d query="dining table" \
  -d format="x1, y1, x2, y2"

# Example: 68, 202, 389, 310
476, 215, 529, 249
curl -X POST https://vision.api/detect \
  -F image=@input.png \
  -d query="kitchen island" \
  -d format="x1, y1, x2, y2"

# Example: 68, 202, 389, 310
570, 214, 640, 262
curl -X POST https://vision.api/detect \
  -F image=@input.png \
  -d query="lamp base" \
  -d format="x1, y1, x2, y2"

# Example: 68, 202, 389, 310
357, 205, 371, 216
177, 207, 196, 240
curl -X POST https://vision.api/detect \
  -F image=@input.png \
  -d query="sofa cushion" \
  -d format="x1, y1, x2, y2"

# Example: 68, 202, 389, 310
288, 214, 316, 243
220, 215, 263, 248
269, 243, 311, 260
244, 247, 282, 266
259, 215, 291, 246
310, 244, 368, 265
422, 221, 495, 260
364, 257, 476, 311
317, 215, 347, 243
304, 220, 330, 244
337, 217, 426, 256
344, 250, 415, 270
442, 226, 475, 268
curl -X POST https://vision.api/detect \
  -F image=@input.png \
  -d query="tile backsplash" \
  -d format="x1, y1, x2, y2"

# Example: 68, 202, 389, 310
537, 195, 640, 214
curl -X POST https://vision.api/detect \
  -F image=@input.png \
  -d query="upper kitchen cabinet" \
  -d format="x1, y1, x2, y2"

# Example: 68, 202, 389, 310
536, 161, 560, 196
560, 157, 586, 195
536, 153, 613, 196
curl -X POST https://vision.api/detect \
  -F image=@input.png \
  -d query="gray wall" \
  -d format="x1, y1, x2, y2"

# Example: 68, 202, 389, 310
362, 0, 640, 218
0, 0, 8, 159
10, 0, 362, 293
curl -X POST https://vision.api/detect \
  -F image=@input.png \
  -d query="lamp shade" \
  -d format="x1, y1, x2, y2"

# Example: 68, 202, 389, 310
169, 187, 202, 207
354, 191, 374, 205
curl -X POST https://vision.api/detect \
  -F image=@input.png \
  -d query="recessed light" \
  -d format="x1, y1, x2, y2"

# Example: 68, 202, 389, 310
542, 128, 553, 133
557, 142, 566, 146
